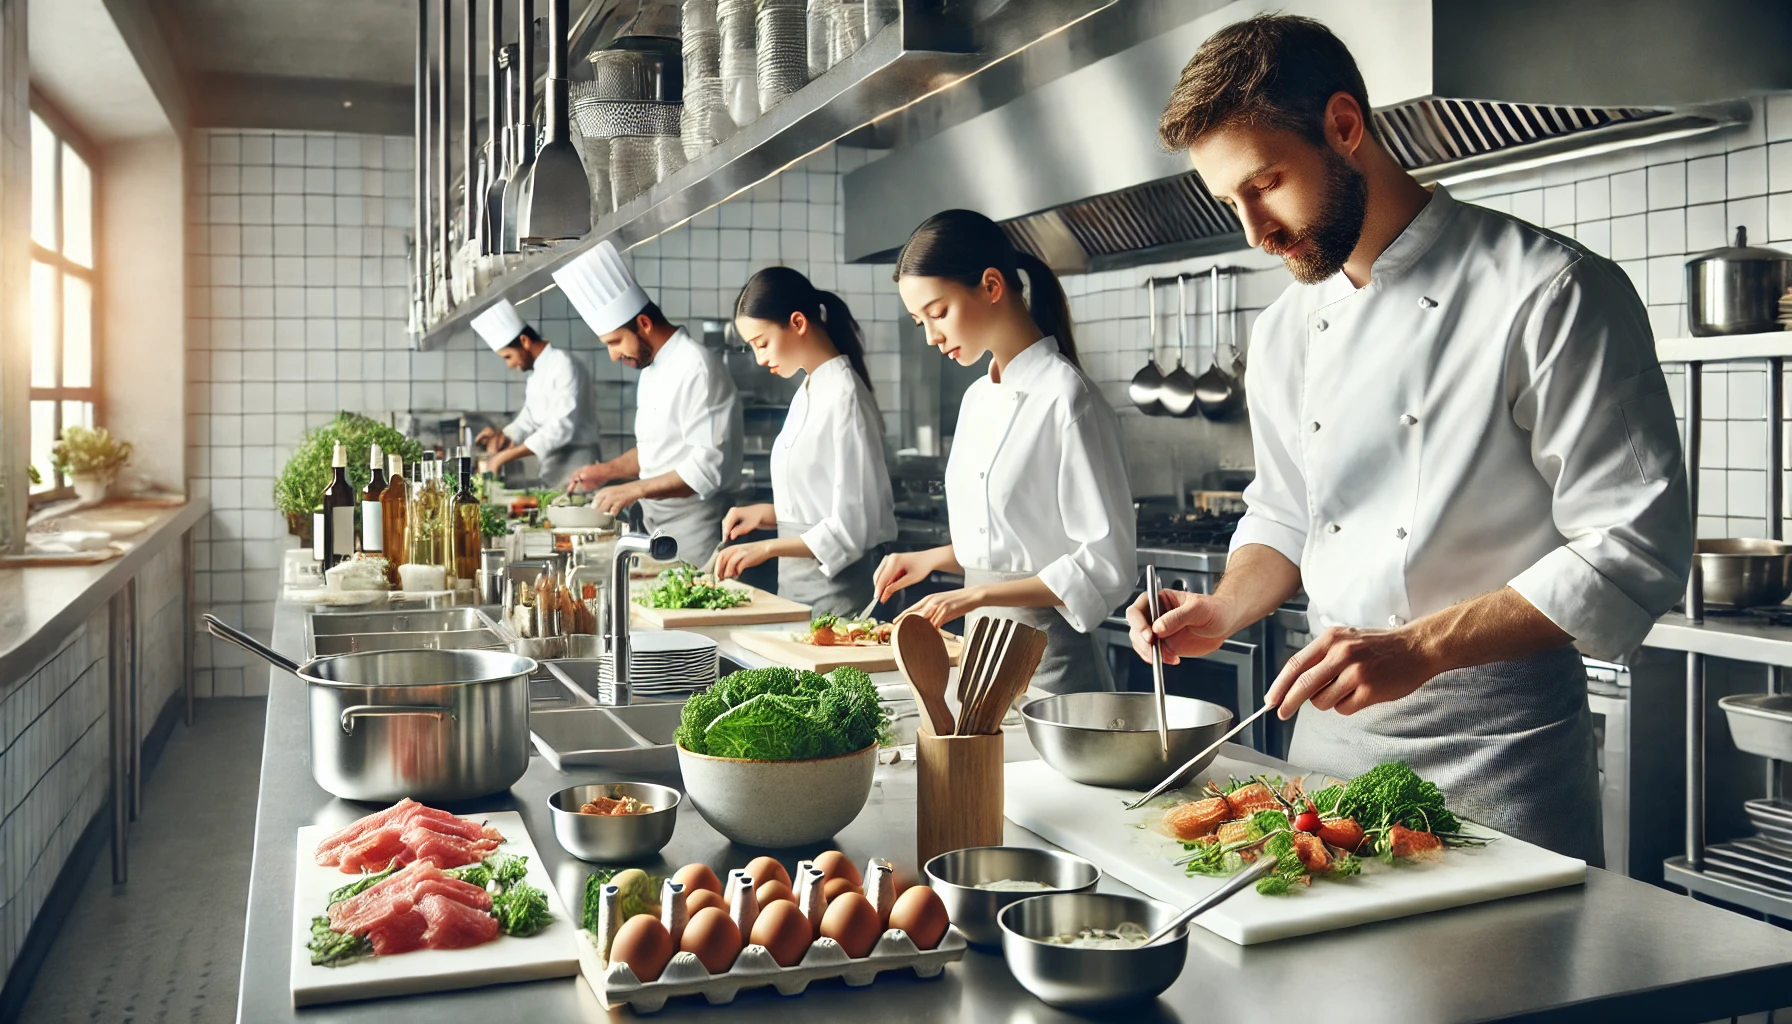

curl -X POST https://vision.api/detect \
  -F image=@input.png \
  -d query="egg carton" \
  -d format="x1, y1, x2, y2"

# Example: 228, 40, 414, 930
576, 925, 967, 1014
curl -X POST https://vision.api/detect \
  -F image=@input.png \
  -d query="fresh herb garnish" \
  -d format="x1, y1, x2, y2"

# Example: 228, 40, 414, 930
491, 882, 553, 937
327, 864, 398, 906
307, 915, 373, 967
639, 563, 752, 611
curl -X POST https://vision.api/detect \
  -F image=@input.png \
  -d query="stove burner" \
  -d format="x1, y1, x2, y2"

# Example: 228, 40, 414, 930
1136, 510, 1242, 550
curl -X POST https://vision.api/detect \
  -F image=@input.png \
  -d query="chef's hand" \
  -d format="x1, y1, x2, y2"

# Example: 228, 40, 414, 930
475, 427, 506, 452
721, 503, 777, 542
568, 463, 610, 493
1128, 589, 1238, 665
873, 550, 943, 603
1265, 626, 1441, 720
714, 541, 773, 580
590, 483, 642, 516
906, 587, 986, 629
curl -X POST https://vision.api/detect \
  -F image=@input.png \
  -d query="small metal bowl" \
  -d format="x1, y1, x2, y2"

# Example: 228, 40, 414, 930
1021, 692, 1234, 789
923, 846, 1100, 948
999, 892, 1188, 1010
547, 782, 681, 862
1697, 538, 1792, 608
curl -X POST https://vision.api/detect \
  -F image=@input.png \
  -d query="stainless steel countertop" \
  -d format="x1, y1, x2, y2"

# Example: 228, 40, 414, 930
237, 594, 1792, 1023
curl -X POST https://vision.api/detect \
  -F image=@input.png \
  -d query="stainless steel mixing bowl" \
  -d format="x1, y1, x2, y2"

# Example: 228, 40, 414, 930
999, 892, 1187, 1010
924, 846, 1101, 947
1697, 538, 1792, 608
548, 782, 681, 862
1021, 692, 1235, 789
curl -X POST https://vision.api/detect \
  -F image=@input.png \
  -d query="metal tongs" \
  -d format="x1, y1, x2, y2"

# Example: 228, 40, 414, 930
1145, 565, 1169, 757
1125, 700, 1279, 811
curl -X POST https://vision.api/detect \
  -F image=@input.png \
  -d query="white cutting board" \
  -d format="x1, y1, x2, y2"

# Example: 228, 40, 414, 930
1004, 758, 1587, 945
289, 810, 580, 1007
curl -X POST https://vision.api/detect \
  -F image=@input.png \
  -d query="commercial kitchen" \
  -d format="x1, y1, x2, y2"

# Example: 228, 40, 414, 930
7, 0, 1792, 1020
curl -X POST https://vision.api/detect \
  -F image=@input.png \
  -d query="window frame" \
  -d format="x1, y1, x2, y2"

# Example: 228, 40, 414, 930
27, 91, 100, 500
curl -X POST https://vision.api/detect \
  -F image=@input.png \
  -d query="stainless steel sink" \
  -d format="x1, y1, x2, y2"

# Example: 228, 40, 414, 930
310, 628, 508, 657
308, 608, 499, 635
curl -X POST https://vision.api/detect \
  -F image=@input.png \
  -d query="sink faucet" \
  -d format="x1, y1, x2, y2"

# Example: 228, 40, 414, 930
606, 512, 676, 705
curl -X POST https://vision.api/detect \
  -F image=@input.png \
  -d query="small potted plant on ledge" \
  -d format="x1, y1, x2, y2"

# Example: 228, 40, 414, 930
51, 425, 133, 504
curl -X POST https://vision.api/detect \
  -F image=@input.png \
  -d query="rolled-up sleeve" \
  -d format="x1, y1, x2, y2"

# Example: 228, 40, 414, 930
669, 363, 737, 500
1230, 325, 1310, 568
1037, 402, 1137, 632
1506, 257, 1692, 660
517, 354, 581, 457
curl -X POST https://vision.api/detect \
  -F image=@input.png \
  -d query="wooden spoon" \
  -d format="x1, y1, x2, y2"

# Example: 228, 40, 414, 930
893, 613, 955, 736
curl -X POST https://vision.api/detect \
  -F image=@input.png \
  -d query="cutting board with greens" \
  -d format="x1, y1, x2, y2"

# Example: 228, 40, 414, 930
731, 619, 962, 673
1004, 755, 1586, 945
631, 564, 811, 628
290, 808, 578, 1007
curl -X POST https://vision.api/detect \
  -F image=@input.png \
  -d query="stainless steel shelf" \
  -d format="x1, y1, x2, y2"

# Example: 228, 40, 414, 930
417, 0, 1115, 349
1665, 854, 1792, 919
1646, 612, 1792, 668
1657, 331, 1792, 364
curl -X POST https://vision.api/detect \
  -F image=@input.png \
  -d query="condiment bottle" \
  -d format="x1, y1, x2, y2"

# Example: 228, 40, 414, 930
660, 879, 689, 947
379, 454, 407, 586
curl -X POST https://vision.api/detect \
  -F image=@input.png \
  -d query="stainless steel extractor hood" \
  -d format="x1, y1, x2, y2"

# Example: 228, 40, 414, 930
844, 0, 1792, 273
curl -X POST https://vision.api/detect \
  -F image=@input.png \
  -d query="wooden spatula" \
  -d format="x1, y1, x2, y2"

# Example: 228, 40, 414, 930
970, 622, 1046, 735
955, 616, 992, 703
893, 613, 955, 736
961, 619, 1016, 735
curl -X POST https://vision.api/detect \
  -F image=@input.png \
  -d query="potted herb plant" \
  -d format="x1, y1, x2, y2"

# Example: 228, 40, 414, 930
275, 413, 423, 547
51, 425, 133, 503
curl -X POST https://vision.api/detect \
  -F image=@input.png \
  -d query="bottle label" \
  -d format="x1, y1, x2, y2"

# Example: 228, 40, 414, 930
331, 506, 355, 557
362, 501, 384, 552
313, 512, 325, 560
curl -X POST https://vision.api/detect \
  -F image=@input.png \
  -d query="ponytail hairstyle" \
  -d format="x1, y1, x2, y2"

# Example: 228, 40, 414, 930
893, 208, 1079, 368
734, 266, 873, 390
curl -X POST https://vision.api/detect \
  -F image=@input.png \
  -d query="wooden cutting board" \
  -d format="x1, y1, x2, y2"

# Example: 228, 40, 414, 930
1003, 757, 1586, 945
731, 629, 964, 674
630, 581, 812, 628
289, 810, 579, 1007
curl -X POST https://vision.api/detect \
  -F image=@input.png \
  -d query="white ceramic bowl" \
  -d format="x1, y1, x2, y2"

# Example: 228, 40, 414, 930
675, 743, 877, 848
547, 505, 613, 529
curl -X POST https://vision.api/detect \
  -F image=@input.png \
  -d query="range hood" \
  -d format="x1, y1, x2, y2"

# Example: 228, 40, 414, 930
844, 0, 1792, 273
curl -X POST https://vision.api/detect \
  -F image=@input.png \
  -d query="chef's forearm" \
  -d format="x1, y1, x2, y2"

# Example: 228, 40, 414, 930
633, 470, 696, 501
930, 545, 964, 576
972, 576, 1060, 609
1408, 587, 1573, 675
1213, 543, 1304, 631
760, 537, 812, 560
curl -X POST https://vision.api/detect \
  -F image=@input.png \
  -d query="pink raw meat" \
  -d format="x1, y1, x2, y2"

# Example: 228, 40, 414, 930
417, 893, 499, 950
409, 877, 492, 912
366, 908, 430, 955
401, 824, 498, 869
328, 861, 440, 933
401, 812, 490, 844
315, 798, 420, 865
317, 799, 506, 873
337, 827, 409, 874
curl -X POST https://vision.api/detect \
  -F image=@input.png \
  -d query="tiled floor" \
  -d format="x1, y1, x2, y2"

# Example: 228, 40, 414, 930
16, 699, 264, 1024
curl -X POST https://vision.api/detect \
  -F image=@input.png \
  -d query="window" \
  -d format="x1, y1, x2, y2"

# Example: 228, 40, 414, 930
28, 105, 98, 493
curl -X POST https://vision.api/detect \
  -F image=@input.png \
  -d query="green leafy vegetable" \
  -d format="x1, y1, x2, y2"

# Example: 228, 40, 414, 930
639, 563, 752, 610
491, 882, 553, 937
1308, 784, 1345, 816
480, 503, 509, 539
1255, 831, 1308, 896
1250, 809, 1291, 835
583, 868, 620, 932
809, 614, 839, 632
327, 864, 398, 906
1336, 761, 1461, 836
675, 665, 889, 760
445, 861, 493, 890
307, 915, 373, 967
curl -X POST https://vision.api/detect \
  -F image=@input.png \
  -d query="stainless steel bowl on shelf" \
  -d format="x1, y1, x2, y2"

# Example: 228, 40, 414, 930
923, 846, 1101, 947
1718, 694, 1792, 760
999, 892, 1188, 1010
547, 782, 682, 862
1696, 538, 1792, 608
1021, 692, 1234, 789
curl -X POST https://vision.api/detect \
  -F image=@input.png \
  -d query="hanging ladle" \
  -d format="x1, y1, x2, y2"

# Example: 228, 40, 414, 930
1194, 266, 1245, 420
1160, 273, 1200, 418
1129, 279, 1168, 416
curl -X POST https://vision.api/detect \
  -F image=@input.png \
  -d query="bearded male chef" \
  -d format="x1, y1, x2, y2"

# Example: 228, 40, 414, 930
1130, 14, 1691, 863
469, 298, 602, 489
555, 241, 744, 562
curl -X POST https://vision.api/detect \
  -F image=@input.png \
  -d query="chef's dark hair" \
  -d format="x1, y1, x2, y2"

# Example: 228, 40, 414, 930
504, 325, 542, 349
893, 209, 1079, 368
734, 266, 873, 390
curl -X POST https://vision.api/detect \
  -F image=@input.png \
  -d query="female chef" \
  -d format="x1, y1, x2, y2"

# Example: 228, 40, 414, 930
715, 267, 898, 616
873, 210, 1136, 693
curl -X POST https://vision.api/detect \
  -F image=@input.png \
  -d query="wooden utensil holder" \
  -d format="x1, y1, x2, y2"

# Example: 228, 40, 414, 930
916, 727, 1004, 865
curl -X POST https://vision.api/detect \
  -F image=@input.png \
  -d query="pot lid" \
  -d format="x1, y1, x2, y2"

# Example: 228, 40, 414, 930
1687, 226, 1792, 265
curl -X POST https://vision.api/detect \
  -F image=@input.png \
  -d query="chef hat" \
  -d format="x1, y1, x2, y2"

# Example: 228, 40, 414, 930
470, 299, 529, 353
553, 240, 650, 335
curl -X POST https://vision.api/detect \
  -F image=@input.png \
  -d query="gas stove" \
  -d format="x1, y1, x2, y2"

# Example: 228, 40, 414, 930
1134, 510, 1241, 581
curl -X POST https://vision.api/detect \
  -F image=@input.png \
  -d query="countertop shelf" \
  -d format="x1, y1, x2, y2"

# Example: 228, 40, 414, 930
1656, 331, 1792, 363
1664, 855, 1792, 919
1645, 611, 1792, 667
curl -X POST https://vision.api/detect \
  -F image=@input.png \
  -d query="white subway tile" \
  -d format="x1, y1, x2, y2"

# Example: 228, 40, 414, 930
1646, 162, 1685, 209
1645, 209, 1685, 257
1610, 169, 1647, 216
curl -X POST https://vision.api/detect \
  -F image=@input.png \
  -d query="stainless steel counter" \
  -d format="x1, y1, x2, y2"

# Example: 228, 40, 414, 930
237, 594, 1792, 1023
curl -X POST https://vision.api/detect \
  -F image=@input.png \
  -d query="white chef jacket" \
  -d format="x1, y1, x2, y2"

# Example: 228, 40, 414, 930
501, 344, 600, 457
634, 327, 744, 499
1233, 184, 1691, 661
946, 337, 1136, 633
770, 355, 898, 577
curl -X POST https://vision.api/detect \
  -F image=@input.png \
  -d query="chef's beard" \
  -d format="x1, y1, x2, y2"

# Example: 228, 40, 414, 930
1264, 149, 1368, 285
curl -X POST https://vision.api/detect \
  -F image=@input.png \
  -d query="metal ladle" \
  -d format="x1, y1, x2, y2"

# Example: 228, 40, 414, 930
518, 0, 591, 242
1129, 280, 1168, 416
1160, 274, 1200, 417
1194, 266, 1245, 420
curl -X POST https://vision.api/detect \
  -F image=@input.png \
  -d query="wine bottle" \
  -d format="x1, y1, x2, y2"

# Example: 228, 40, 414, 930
361, 442, 387, 555
381, 453, 408, 586
453, 448, 482, 587
320, 441, 355, 567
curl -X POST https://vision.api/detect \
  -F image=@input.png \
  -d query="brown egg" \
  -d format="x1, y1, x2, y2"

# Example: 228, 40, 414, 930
755, 879, 795, 906
673, 863, 724, 896
686, 887, 728, 916
822, 875, 859, 901
886, 885, 949, 951
812, 850, 862, 887
819, 891, 882, 959
744, 856, 791, 890
750, 899, 813, 968
609, 914, 675, 982
679, 906, 743, 974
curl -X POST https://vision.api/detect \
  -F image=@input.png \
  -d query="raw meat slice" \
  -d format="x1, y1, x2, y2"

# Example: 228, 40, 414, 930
317, 800, 506, 873
337, 826, 409, 874
328, 861, 442, 932
366, 908, 430, 955
417, 893, 500, 949
410, 877, 493, 912
316, 798, 420, 865
332, 892, 415, 936
401, 824, 499, 869
401, 812, 489, 844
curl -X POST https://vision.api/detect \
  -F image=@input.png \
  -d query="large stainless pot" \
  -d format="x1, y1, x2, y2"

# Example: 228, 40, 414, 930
1685, 227, 1792, 337
1695, 538, 1792, 609
205, 615, 535, 803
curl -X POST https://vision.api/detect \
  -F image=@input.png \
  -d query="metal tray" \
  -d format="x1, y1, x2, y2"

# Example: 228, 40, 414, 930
529, 703, 686, 772
1718, 694, 1792, 759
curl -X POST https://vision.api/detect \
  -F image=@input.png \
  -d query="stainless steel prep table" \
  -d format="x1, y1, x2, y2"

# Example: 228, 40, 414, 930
237, 594, 1792, 1023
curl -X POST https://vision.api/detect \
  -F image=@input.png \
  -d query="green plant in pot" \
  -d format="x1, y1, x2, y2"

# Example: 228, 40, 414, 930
275, 413, 423, 546
52, 425, 133, 503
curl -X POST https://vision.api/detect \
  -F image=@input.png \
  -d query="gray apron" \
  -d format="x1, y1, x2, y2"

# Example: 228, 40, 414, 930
641, 494, 729, 568
775, 522, 881, 617
537, 443, 602, 491
962, 568, 1113, 695
1285, 644, 1603, 865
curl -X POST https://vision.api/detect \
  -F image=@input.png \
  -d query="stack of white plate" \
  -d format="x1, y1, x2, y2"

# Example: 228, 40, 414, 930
598, 629, 719, 698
